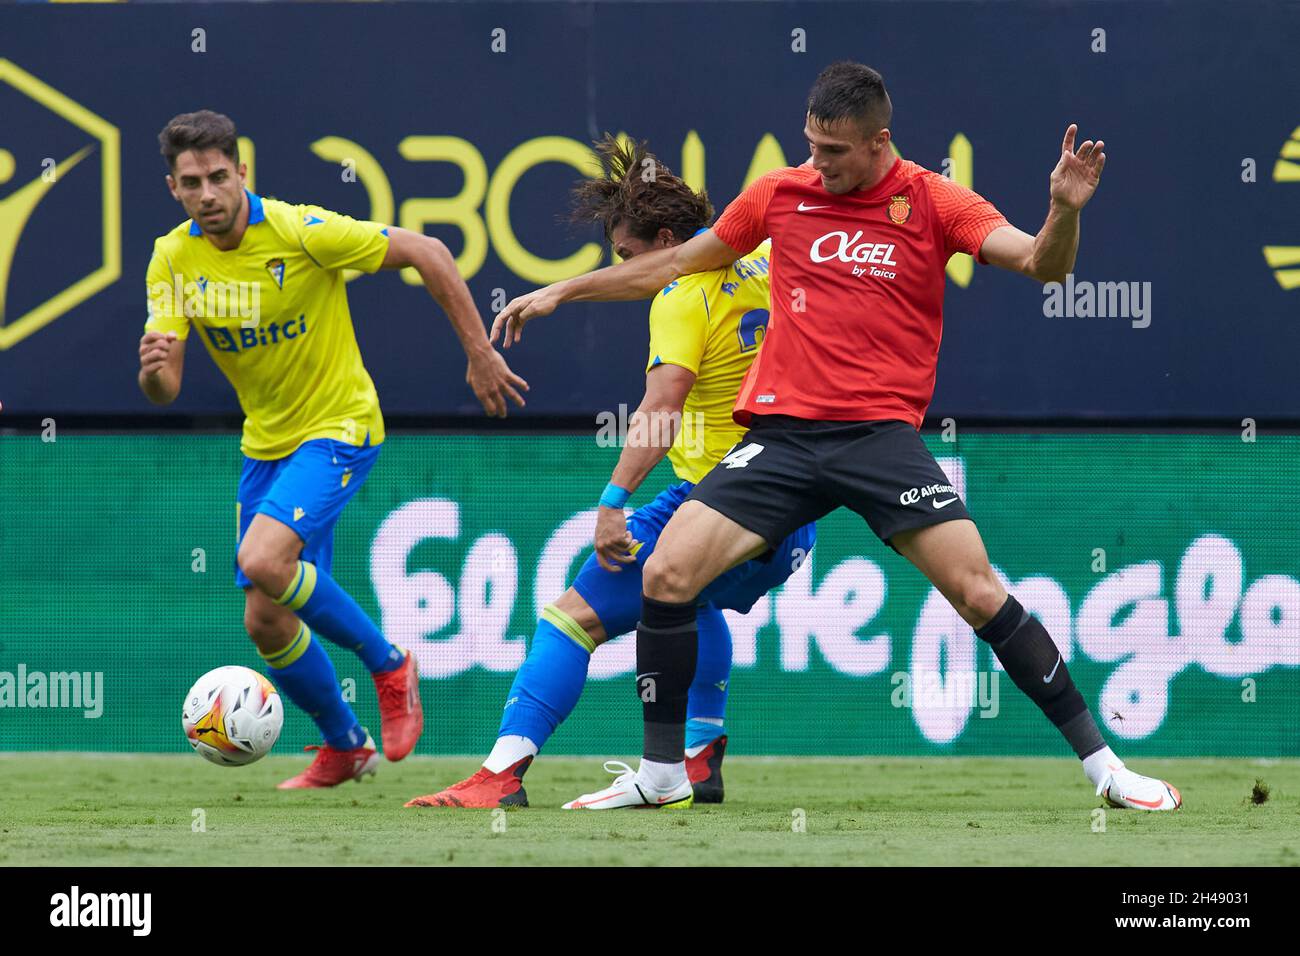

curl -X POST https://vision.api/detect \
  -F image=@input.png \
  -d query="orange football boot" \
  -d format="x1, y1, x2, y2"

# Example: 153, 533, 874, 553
405, 757, 532, 808
277, 733, 379, 789
373, 648, 423, 761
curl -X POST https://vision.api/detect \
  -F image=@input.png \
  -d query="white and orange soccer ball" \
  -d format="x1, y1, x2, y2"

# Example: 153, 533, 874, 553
182, 666, 284, 766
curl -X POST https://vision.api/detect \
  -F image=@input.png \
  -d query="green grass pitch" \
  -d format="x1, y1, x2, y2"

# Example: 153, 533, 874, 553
2, 754, 1297, 866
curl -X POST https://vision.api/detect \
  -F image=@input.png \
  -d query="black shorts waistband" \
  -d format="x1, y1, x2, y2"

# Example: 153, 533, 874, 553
746, 414, 912, 433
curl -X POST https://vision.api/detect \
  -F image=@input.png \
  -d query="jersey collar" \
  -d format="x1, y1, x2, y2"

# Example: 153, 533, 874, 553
189, 189, 265, 236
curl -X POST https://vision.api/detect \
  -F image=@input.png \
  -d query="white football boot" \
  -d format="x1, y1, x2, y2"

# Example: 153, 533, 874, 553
1098, 765, 1182, 810
562, 760, 694, 810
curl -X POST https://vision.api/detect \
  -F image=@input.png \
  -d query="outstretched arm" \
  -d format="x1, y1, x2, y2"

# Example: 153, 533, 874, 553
980, 124, 1106, 284
491, 230, 742, 347
381, 226, 528, 418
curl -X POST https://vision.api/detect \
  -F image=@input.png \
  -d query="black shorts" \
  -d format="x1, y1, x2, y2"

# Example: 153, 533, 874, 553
687, 416, 971, 553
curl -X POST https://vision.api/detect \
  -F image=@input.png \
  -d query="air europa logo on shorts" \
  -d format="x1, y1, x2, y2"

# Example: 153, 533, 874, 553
809, 230, 898, 267
899, 483, 956, 505
205, 314, 308, 354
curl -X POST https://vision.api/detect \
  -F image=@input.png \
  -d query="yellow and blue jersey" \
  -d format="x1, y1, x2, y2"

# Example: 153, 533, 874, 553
646, 240, 771, 483
569, 240, 815, 646
144, 191, 390, 460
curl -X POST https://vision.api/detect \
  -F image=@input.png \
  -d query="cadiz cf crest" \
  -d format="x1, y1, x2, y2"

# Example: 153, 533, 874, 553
265, 258, 285, 289
887, 195, 912, 225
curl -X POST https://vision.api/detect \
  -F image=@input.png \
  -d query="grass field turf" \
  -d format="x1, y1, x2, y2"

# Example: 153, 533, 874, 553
1, 754, 1296, 866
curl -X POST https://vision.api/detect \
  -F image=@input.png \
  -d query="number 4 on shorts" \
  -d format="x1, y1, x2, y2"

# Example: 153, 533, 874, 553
720, 442, 765, 469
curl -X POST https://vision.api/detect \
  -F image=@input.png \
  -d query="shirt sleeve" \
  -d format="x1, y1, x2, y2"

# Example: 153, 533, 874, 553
297, 205, 391, 273
143, 242, 190, 339
924, 173, 1011, 263
711, 167, 789, 257
646, 280, 709, 376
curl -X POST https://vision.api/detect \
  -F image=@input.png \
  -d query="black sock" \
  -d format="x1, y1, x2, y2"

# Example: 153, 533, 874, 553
637, 594, 698, 765
976, 594, 1105, 759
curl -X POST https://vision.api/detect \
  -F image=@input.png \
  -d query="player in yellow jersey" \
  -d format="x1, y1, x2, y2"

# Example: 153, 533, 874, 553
406, 136, 816, 810
138, 111, 528, 788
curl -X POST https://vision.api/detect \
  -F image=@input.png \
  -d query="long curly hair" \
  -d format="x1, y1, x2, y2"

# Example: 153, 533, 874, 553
569, 133, 713, 245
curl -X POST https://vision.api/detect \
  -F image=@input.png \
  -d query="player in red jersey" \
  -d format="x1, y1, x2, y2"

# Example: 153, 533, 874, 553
493, 62, 1180, 812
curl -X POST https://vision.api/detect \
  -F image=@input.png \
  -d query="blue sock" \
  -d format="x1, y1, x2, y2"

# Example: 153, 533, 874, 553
261, 622, 367, 750
687, 718, 725, 751
687, 605, 731, 740
497, 607, 593, 749
275, 560, 403, 673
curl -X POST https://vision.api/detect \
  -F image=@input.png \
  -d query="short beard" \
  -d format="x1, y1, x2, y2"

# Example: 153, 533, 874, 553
199, 211, 234, 235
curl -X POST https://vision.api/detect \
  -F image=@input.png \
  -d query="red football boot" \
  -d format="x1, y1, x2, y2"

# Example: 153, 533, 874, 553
405, 756, 532, 808
686, 734, 727, 804
276, 733, 379, 789
373, 648, 423, 761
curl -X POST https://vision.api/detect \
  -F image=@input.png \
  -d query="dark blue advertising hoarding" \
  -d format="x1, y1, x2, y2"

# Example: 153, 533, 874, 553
1, 1, 1297, 421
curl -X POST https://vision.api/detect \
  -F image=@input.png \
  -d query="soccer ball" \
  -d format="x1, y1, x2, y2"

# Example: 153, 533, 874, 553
182, 666, 284, 766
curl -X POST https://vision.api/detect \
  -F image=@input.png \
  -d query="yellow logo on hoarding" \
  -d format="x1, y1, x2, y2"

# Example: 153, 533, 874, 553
0, 59, 120, 350
1263, 126, 1300, 290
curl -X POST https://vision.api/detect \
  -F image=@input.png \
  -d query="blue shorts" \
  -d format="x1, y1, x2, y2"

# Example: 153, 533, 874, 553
234, 436, 381, 588
572, 481, 817, 636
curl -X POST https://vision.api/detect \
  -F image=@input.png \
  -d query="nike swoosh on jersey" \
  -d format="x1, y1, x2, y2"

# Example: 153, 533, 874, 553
932, 497, 959, 509
797, 201, 830, 211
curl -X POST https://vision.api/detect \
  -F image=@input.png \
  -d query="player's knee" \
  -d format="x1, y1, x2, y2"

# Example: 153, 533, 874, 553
243, 606, 295, 654
958, 573, 1008, 628
550, 591, 608, 645
643, 552, 698, 604
242, 606, 274, 640
236, 542, 293, 595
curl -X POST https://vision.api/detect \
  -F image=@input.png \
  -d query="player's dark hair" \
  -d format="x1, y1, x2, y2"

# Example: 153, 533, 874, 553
569, 134, 713, 245
158, 110, 239, 170
807, 61, 892, 137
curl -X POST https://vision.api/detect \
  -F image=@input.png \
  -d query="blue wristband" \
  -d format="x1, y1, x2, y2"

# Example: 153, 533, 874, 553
599, 483, 631, 509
